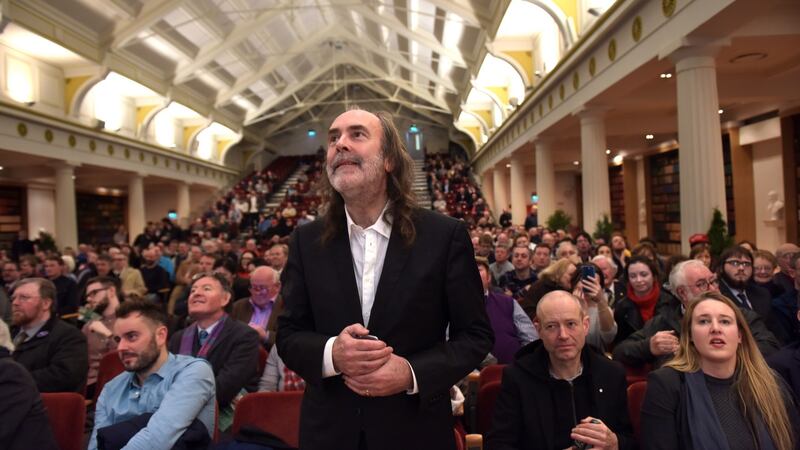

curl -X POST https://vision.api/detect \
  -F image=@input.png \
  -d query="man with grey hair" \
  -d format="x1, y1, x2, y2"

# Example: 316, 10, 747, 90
487, 291, 635, 450
232, 265, 282, 349
774, 243, 800, 295
613, 259, 779, 368
592, 255, 623, 308
10, 278, 88, 392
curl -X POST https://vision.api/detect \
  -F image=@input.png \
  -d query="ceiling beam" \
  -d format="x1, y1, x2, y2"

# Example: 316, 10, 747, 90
216, 23, 337, 107
356, 79, 450, 127
345, 59, 451, 113
424, 0, 482, 27
353, 4, 467, 68
111, 0, 187, 49
264, 84, 341, 135
173, 6, 285, 83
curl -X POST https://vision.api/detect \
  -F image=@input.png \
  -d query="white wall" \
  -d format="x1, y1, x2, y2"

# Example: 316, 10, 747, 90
552, 171, 579, 226
26, 186, 56, 239
144, 186, 178, 225
0, 42, 65, 117
751, 138, 785, 252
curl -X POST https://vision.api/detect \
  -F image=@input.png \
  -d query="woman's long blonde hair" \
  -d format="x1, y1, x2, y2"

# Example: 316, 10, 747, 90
665, 291, 794, 450
538, 258, 575, 287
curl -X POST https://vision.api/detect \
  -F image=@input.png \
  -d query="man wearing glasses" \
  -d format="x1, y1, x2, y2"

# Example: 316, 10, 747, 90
613, 259, 779, 368
81, 276, 122, 399
231, 265, 281, 350
10, 277, 88, 392
716, 246, 771, 320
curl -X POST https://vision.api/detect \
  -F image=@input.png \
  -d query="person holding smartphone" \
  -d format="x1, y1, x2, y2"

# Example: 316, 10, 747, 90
572, 263, 617, 352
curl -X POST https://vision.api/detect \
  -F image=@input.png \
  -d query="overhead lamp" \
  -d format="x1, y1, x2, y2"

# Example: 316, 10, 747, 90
505, 163, 511, 168
605, 149, 611, 155
573, 160, 580, 166
718, 109, 724, 114
645, 134, 654, 140
409, 124, 419, 133
0, 166, 3, 170
307, 129, 317, 137
613, 155, 624, 165
659, 73, 672, 79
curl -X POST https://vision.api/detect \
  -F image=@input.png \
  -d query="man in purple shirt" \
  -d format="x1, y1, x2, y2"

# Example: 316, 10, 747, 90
231, 266, 281, 349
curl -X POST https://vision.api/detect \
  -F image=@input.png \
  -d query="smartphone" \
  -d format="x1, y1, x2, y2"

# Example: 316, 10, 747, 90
580, 265, 596, 293
355, 334, 379, 341
573, 419, 601, 449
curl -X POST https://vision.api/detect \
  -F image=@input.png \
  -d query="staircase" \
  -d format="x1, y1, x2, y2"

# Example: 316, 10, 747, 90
265, 164, 306, 210
412, 159, 431, 208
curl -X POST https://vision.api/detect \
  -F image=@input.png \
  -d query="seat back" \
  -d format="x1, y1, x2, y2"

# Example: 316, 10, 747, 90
479, 364, 505, 389
95, 351, 125, 403
627, 380, 648, 444
477, 381, 503, 435
258, 346, 268, 375
232, 391, 303, 448
41, 392, 86, 450
624, 363, 652, 385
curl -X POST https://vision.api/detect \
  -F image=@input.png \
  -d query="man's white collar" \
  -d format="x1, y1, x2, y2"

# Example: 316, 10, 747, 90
345, 201, 392, 239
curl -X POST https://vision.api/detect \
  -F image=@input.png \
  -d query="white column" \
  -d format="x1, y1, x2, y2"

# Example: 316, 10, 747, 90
176, 181, 191, 228
493, 164, 509, 219
673, 46, 726, 254
510, 153, 527, 225
579, 109, 611, 232
482, 170, 495, 213
52, 162, 79, 249
535, 138, 556, 223
128, 174, 146, 242
636, 157, 648, 239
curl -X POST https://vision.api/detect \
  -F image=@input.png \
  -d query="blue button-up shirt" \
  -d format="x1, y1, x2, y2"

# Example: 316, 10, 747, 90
89, 353, 216, 450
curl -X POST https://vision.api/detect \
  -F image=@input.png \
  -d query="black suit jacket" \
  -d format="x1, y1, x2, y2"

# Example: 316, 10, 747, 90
0, 349, 58, 450
11, 316, 88, 393
169, 317, 260, 409
486, 341, 635, 450
718, 280, 771, 321
277, 208, 494, 450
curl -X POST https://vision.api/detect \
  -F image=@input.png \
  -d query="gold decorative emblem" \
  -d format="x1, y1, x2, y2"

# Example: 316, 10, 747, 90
538, 104, 543, 117
548, 95, 553, 110
589, 57, 597, 76
139, 152, 145, 162
68, 135, 76, 147
573, 72, 580, 90
44, 129, 53, 143
17, 123, 27, 137
559, 84, 565, 101
165, 159, 170, 168
152, 155, 157, 165
632, 17, 643, 42
107, 145, 114, 156
89, 140, 96, 151
124, 148, 130, 159
663, 0, 676, 17
608, 39, 617, 61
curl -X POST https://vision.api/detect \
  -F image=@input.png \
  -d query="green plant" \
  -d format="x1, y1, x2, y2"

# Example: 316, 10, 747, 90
546, 209, 572, 231
37, 230, 57, 253
593, 213, 614, 243
707, 208, 734, 259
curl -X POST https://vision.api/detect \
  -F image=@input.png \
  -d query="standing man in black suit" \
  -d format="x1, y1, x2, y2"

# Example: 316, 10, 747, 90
169, 272, 260, 415
716, 245, 771, 320
277, 108, 493, 450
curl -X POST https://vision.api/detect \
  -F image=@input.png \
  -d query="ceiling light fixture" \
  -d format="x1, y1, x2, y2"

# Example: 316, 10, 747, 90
718, 109, 723, 114
645, 134, 654, 140
573, 160, 580, 166
605, 149, 611, 155
729, 52, 767, 64
659, 73, 672, 79
613, 155, 624, 165
505, 163, 511, 168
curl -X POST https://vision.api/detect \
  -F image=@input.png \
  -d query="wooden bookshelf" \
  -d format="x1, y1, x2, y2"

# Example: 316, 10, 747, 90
0, 186, 24, 252
649, 150, 681, 245
722, 134, 735, 236
76, 193, 126, 245
608, 165, 625, 231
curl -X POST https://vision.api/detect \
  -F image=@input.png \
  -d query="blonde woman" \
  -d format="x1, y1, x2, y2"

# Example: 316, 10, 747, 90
520, 258, 576, 319
641, 292, 799, 450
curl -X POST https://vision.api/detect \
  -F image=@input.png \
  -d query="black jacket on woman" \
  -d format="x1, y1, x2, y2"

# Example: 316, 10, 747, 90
0, 348, 58, 450
613, 289, 675, 345
641, 366, 800, 450
487, 341, 635, 450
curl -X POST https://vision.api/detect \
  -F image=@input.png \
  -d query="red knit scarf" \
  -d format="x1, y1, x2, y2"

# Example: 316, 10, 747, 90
627, 282, 660, 323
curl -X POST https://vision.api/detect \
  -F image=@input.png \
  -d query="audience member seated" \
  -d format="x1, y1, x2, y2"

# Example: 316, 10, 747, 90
489, 244, 513, 282
774, 243, 800, 295
111, 251, 147, 299
267, 243, 289, 274
89, 299, 216, 450
3, 260, 21, 294
716, 246, 771, 321
768, 296, 800, 408
81, 276, 121, 399
0, 321, 58, 450
168, 273, 260, 416
258, 347, 306, 392
613, 256, 671, 344
613, 260, 779, 369
571, 263, 617, 351
43, 256, 79, 316
530, 243, 551, 276
477, 259, 537, 364
752, 250, 784, 298
610, 233, 631, 276
770, 253, 800, 346
486, 291, 635, 450
592, 255, 625, 308
575, 232, 594, 263
498, 246, 538, 301
139, 247, 171, 304
641, 292, 799, 450
231, 266, 282, 350
520, 259, 575, 319
689, 243, 712, 268
10, 278, 88, 393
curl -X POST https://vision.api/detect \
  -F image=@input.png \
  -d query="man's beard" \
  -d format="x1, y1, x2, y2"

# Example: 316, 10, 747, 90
327, 152, 384, 194
723, 271, 749, 290
92, 298, 110, 316
120, 337, 160, 374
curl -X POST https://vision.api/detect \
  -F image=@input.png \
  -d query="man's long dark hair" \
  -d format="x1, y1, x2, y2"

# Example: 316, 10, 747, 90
320, 108, 417, 246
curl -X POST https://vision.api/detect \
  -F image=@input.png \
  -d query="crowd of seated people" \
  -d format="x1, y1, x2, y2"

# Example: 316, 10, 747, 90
425, 153, 495, 229
1, 146, 799, 449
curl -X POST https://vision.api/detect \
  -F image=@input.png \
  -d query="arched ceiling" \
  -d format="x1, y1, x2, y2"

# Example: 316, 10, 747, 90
7, 0, 510, 144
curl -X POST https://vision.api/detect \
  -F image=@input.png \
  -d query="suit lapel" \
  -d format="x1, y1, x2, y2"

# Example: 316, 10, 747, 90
366, 222, 412, 334
330, 224, 366, 325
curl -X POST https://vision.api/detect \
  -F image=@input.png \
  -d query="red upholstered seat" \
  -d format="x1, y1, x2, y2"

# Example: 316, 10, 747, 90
479, 364, 506, 389
627, 380, 648, 445
258, 347, 268, 375
41, 392, 86, 450
94, 351, 125, 403
624, 363, 652, 385
477, 381, 502, 435
232, 391, 303, 448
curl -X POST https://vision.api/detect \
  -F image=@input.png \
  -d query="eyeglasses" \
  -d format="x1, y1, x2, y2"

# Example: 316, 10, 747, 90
693, 276, 719, 291
249, 284, 274, 292
11, 293, 40, 303
753, 265, 774, 273
724, 260, 752, 269
86, 287, 109, 298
